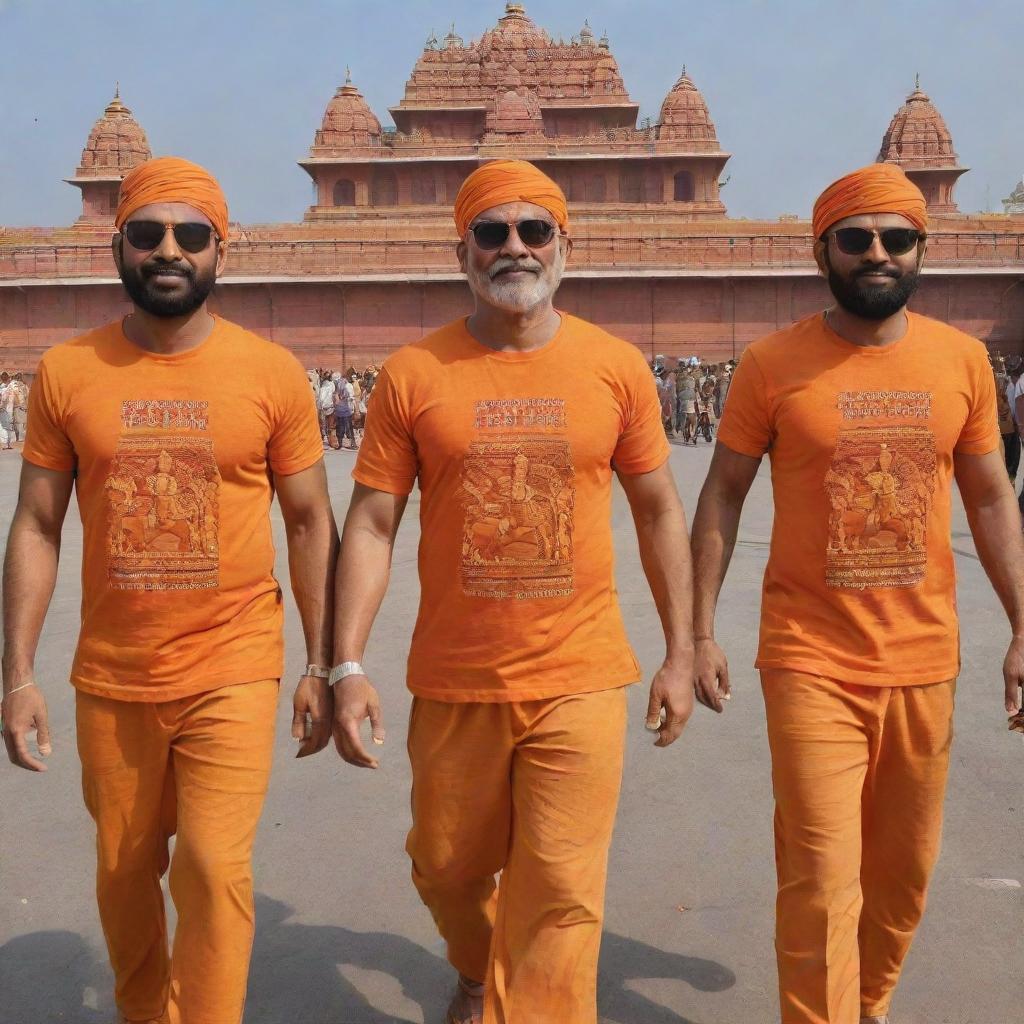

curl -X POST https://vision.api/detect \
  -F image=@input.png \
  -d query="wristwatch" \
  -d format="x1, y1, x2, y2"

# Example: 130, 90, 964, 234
328, 661, 366, 686
304, 664, 330, 679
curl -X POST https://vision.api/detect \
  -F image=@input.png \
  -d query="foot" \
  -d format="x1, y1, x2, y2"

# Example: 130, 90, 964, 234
445, 974, 484, 1024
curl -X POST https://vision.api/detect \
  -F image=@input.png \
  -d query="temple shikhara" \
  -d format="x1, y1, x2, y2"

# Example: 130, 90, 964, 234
2, 2, 1022, 370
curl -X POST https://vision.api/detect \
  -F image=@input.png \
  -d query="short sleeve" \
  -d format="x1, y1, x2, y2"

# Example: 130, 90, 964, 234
955, 351, 1000, 455
352, 365, 419, 495
611, 349, 671, 475
715, 350, 772, 458
267, 357, 325, 476
22, 358, 76, 472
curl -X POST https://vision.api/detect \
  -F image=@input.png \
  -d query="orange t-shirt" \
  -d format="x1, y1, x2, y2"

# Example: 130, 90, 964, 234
23, 317, 323, 701
717, 311, 999, 686
353, 314, 670, 702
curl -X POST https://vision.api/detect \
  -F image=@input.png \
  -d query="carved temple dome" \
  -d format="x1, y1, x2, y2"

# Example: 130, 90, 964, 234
76, 88, 151, 178
657, 68, 719, 145
877, 79, 959, 169
313, 72, 382, 151
478, 3, 551, 54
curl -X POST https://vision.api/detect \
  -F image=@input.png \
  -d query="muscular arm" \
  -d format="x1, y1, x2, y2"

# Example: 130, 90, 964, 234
616, 461, 694, 747
689, 442, 762, 711
2, 461, 73, 770
276, 460, 339, 757
330, 482, 408, 768
954, 448, 1024, 716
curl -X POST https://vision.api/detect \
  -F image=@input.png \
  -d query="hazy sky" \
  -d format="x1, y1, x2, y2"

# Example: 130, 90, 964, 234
2, 0, 1022, 226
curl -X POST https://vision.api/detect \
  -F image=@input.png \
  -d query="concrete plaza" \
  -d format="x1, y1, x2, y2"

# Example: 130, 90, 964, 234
0, 439, 1020, 1024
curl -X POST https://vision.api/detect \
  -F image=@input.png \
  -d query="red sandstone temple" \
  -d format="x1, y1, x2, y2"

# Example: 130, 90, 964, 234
2, 3, 1022, 370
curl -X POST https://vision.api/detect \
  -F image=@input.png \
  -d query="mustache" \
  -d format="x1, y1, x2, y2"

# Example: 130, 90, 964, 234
488, 258, 543, 279
141, 262, 194, 280
853, 266, 901, 279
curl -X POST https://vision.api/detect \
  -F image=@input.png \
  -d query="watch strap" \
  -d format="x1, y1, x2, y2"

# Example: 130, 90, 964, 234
329, 661, 366, 686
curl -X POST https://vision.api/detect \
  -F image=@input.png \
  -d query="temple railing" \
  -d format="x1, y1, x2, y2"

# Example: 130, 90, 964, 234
2, 231, 1023, 280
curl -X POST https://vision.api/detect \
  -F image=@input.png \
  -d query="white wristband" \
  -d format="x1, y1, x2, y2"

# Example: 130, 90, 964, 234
329, 661, 366, 686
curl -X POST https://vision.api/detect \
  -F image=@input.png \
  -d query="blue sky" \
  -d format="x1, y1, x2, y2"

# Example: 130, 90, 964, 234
1, 0, 1022, 226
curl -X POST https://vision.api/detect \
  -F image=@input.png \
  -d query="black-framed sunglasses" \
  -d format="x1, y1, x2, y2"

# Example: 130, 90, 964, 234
469, 219, 559, 251
122, 220, 217, 254
828, 226, 923, 257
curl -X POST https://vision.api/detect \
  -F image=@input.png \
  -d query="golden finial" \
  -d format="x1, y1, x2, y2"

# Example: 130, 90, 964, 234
345, 66, 352, 84
115, 81, 120, 99
915, 72, 920, 90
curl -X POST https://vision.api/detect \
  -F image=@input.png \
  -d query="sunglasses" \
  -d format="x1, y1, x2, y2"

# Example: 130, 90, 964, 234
122, 221, 217, 254
829, 227, 923, 257
469, 219, 558, 251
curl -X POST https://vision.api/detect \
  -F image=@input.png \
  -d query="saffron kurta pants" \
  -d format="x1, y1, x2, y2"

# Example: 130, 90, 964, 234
76, 679, 278, 1024
761, 670, 955, 1024
406, 686, 628, 1024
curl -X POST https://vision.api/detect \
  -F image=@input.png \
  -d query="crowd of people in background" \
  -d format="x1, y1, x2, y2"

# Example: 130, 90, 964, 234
0, 372, 29, 451
306, 365, 379, 451
651, 355, 736, 445
992, 352, 1024, 509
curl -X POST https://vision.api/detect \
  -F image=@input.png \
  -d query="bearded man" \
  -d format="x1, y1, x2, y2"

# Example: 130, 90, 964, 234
329, 159, 696, 1024
689, 162, 1024, 1024
1, 157, 338, 1024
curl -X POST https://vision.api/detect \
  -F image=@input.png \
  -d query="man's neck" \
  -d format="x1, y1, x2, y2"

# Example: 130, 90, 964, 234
466, 302, 561, 353
825, 305, 909, 348
122, 305, 216, 356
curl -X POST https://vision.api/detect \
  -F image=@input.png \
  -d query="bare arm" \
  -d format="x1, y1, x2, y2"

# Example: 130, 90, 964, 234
2, 461, 73, 771
331, 482, 408, 768
954, 448, 1024, 717
276, 460, 340, 757
616, 461, 694, 747
689, 442, 762, 712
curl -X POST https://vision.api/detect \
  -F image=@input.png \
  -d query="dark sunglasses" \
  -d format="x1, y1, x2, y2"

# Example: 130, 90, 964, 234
122, 221, 217, 254
829, 227, 923, 257
469, 219, 558, 251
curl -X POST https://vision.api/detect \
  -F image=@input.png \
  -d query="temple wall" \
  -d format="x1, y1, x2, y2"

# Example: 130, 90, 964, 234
2, 273, 1021, 373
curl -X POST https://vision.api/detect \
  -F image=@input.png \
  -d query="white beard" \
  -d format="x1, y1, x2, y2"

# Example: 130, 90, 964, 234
468, 246, 566, 313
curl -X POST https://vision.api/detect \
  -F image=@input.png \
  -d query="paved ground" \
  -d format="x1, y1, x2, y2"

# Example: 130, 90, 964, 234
0, 438, 1021, 1024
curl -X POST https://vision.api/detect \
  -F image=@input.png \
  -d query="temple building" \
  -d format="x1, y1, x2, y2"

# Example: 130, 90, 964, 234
2, 2, 1023, 372
1004, 176, 1024, 216
877, 77, 967, 215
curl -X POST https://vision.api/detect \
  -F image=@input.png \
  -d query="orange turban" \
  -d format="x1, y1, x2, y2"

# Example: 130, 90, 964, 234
115, 156, 229, 240
812, 163, 927, 239
454, 159, 568, 237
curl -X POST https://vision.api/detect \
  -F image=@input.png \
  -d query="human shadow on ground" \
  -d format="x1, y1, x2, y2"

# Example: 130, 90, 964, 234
247, 894, 735, 1024
0, 929, 113, 1024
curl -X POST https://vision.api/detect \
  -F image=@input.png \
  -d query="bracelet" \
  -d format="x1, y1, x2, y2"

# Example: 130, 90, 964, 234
2, 681, 35, 699
303, 664, 330, 679
328, 661, 366, 686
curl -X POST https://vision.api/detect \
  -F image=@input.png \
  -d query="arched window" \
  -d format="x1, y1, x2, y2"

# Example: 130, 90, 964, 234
674, 170, 695, 202
333, 179, 356, 207
585, 174, 606, 202
371, 171, 398, 206
412, 174, 437, 205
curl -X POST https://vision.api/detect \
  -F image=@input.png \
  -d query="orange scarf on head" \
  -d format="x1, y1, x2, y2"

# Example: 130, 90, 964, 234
812, 163, 927, 239
115, 156, 230, 240
454, 160, 569, 237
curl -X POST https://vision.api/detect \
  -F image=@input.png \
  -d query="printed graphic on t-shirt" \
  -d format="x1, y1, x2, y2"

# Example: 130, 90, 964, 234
106, 401, 221, 591
459, 398, 575, 600
824, 409, 937, 589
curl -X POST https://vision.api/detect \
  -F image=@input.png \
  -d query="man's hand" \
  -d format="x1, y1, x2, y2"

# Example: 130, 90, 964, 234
2, 680, 51, 772
694, 638, 732, 713
644, 657, 694, 748
291, 675, 333, 758
332, 674, 385, 768
1003, 636, 1024, 732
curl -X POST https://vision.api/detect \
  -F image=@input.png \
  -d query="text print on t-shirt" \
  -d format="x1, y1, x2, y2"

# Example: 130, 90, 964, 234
459, 398, 575, 600
824, 391, 937, 591
105, 400, 222, 591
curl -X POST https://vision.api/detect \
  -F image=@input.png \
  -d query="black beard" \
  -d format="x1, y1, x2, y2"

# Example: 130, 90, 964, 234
828, 265, 920, 321
119, 261, 216, 318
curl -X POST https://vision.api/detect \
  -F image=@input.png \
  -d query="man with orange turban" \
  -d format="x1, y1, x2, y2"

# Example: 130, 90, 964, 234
329, 158, 696, 1023
689, 161, 1024, 1023
2, 156, 338, 1023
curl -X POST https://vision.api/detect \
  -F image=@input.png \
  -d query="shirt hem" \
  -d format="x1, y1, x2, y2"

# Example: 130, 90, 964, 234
407, 673, 641, 703
352, 467, 414, 496
70, 667, 284, 703
715, 432, 767, 459
614, 449, 670, 476
270, 450, 324, 477
21, 450, 75, 473
754, 656, 959, 688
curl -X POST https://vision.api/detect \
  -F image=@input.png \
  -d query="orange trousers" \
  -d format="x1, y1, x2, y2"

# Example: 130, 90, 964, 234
76, 679, 278, 1024
406, 687, 627, 1024
761, 670, 955, 1024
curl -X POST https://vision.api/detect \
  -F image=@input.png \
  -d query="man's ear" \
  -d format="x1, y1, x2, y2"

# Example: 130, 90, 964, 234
215, 238, 228, 279
813, 238, 829, 279
111, 233, 123, 273
916, 236, 928, 271
456, 241, 468, 273
562, 235, 573, 260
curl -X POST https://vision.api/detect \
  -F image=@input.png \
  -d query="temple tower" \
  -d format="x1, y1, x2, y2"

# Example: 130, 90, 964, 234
877, 78, 967, 215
